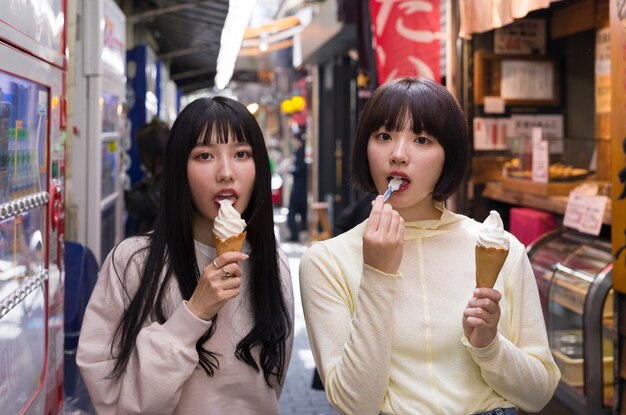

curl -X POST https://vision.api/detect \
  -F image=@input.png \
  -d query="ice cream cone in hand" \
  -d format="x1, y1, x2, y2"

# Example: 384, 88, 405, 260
475, 245, 508, 288
215, 232, 247, 256
475, 210, 509, 288
213, 200, 247, 254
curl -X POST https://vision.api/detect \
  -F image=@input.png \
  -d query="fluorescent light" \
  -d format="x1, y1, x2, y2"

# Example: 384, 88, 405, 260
214, 0, 257, 90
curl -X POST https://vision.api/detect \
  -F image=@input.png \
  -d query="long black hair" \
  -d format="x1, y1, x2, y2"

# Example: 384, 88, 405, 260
109, 97, 291, 387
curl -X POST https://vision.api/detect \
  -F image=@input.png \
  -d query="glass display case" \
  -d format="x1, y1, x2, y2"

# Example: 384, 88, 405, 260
527, 230, 614, 414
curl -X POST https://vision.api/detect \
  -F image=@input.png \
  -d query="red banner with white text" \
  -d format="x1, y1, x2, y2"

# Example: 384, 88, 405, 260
369, 0, 441, 84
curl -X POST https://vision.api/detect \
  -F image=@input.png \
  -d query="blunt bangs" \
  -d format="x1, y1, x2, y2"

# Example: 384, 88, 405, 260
352, 78, 469, 201
361, 80, 452, 150
196, 102, 251, 147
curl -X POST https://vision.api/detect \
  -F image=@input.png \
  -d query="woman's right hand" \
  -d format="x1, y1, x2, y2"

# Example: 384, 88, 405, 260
187, 251, 248, 320
363, 195, 405, 274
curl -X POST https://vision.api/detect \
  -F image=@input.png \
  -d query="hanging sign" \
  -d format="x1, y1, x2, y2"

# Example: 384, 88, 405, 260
369, 0, 441, 84
494, 19, 546, 55
531, 127, 549, 183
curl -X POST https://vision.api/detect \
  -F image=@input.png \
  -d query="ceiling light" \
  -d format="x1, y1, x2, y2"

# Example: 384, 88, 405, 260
215, 0, 257, 90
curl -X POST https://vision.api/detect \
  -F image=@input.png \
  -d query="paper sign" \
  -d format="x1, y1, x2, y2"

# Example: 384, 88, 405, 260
484, 96, 505, 114
563, 194, 586, 229
510, 114, 564, 154
564, 193, 608, 236
473, 117, 509, 150
501, 60, 554, 100
494, 19, 546, 55
531, 128, 549, 183
579, 196, 608, 235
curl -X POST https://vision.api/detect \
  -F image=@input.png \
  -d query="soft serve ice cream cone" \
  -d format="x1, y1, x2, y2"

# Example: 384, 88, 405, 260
475, 210, 509, 288
213, 200, 247, 255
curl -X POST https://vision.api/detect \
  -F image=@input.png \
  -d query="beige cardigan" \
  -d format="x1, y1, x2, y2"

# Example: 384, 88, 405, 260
77, 237, 294, 414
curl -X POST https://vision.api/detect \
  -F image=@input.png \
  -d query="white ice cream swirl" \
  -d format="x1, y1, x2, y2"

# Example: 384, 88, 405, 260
477, 210, 510, 250
213, 200, 246, 240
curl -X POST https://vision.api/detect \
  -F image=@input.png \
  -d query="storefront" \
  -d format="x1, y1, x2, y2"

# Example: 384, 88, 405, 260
298, 0, 359, 234
458, 0, 625, 412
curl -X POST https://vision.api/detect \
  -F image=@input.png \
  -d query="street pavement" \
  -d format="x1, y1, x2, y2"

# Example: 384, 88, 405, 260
278, 241, 339, 415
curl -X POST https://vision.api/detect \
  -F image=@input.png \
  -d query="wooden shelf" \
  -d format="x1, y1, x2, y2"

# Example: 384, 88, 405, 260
501, 177, 582, 197
473, 50, 561, 106
482, 181, 612, 225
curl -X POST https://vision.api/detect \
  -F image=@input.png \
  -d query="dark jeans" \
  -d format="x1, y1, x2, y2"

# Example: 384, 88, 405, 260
381, 407, 516, 415
287, 196, 307, 242
472, 408, 517, 415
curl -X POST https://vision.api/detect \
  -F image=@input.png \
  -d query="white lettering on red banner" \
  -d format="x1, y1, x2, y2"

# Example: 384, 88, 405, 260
370, 0, 441, 84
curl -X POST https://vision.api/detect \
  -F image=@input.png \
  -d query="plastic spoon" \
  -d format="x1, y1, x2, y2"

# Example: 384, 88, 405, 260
383, 178, 403, 202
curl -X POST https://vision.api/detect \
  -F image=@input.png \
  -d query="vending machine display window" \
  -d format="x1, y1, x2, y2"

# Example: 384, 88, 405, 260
0, 282, 46, 414
101, 92, 119, 133
0, 70, 49, 413
101, 139, 118, 199
0, 72, 48, 204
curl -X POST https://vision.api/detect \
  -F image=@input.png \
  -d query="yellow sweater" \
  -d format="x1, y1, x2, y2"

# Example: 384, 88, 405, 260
299, 207, 560, 415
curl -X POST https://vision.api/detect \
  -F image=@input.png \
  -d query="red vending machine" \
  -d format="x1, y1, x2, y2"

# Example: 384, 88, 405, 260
0, 1, 66, 414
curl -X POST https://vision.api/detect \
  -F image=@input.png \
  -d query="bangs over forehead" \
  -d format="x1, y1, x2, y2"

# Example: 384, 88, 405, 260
195, 101, 250, 145
367, 81, 448, 139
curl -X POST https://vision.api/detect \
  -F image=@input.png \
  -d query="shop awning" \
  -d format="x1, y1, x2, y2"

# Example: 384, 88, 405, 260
298, 0, 356, 66
459, 0, 563, 39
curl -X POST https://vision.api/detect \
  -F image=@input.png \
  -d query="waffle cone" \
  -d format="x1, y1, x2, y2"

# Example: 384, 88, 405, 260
215, 232, 247, 256
475, 245, 508, 288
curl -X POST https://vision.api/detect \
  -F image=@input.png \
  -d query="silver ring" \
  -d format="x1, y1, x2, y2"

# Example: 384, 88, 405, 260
213, 258, 220, 269
221, 267, 231, 279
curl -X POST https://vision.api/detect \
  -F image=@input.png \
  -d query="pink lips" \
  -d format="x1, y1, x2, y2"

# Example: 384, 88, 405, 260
388, 172, 410, 192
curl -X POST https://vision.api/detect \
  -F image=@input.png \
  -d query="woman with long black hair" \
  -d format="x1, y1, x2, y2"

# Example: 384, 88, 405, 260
77, 97, 293, 414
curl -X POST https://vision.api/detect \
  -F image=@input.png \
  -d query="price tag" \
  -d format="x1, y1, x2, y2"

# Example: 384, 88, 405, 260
531, 127, 549, 183
579, 196, 608, 235
484, 96, 505, 114
564, 193, 608, 236
563, 193, 585, 229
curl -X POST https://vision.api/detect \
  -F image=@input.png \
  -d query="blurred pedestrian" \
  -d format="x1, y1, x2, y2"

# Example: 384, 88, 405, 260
124, 119, 169, 235
287, 131, 307, 242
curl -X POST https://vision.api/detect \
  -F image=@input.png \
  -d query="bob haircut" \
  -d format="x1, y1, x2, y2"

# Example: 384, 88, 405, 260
110, 96, 291, 387
351, 77, 469, 202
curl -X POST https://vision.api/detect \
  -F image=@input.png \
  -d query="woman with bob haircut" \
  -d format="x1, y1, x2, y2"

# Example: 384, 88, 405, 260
77, 96, 294, 414
300, 77, 559, 414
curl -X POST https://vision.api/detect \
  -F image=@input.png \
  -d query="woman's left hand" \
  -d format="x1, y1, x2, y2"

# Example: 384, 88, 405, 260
462, 288, 502, 348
